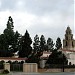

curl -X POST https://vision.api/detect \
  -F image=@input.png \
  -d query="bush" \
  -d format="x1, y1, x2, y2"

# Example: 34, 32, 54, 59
2, 69, 9, 74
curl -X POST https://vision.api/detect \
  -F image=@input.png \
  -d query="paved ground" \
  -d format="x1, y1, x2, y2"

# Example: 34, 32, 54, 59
8, 72, 75, 75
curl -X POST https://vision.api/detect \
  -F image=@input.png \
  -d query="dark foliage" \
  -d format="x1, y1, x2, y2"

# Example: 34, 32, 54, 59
46, 50, 68, 65
18, 30, 32, 57
40, 35, 46, 52
47, 38, 54, 52
2, 69, 9, 74
0, 16, 21, 57
55, 37, 62, 50
33, 34, 40, 52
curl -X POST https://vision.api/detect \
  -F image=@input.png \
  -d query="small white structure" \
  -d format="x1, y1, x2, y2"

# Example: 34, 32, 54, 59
40, 59, 47, 68
4, 63, 10, 72
40, 51, 51, 68
40, 51, 51, 58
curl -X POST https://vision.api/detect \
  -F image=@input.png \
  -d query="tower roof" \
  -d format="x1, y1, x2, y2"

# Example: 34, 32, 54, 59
67, 26, 71, 30
66, 26, 72, 34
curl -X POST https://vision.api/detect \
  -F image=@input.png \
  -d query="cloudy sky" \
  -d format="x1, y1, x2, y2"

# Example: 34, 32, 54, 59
0, 0, 74, 42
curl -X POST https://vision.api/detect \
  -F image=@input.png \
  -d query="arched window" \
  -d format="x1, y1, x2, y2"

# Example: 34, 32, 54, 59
69, 31, 71, 34
66, 36, 68, 40
66, 41, 67, 46
71, 36, 73, 40
72, 41, 74, 47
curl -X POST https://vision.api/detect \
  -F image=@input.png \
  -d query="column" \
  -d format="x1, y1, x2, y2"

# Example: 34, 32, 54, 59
4, 63, 10, 72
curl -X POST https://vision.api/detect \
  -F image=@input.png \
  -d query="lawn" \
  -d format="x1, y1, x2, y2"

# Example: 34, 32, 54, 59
0, 73, 9, 75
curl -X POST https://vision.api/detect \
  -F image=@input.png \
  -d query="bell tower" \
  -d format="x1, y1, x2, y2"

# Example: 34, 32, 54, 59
63, 26, 75, 50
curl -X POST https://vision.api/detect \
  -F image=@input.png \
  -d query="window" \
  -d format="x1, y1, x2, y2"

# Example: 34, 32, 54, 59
72, 41, 74, 47
66, 36, 68, 40
66, 41, 67, 46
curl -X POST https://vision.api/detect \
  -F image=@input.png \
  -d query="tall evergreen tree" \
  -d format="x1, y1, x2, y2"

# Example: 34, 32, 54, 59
3, 16, 15, 51
47, 38, 54, 52
33, 34, 40, 52
0, 34, 8, 57
0, 16, 15, 57
18, 30, 32, 58
13, 31, 21, 53
0, 16, 21, 57
40, 35, 46, 52
55, 37, 62, 50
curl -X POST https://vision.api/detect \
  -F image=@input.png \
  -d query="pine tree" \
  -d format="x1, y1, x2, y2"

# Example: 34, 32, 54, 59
13, 31, 21, 53
0, 16, 20, 57
0, 34, 8, 57
1, 16, 15, 57
55, 37, 62, 50
3, 16, 15, 51
19, 30, 32, 58
40, 35, 46, 52
33, 34, 40, 52
47, 38, 54, 52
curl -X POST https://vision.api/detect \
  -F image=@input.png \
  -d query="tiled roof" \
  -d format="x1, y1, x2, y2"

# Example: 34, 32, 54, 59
40, 57, 48, 59
43, 51, 52, 54
0, 57, 27, 60
62, 49, 75, 52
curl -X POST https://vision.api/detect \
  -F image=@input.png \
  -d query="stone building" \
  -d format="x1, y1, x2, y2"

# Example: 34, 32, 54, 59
39, 26, 75, 67
62, 26, 75, 65
63, 26, 75, 50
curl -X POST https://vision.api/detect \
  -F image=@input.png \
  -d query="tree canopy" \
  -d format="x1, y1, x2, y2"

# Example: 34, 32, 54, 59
0, 16, 68, 67
18, 30, 32, 58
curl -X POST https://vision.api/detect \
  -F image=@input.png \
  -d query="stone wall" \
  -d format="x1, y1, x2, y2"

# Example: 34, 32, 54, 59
38, 68, 75, 72
23, 63, 38, 73
4, 63, 10, 72
3, 63, 38, 73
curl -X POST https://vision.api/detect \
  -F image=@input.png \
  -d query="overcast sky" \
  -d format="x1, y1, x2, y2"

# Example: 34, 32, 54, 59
0, 0, 74, 42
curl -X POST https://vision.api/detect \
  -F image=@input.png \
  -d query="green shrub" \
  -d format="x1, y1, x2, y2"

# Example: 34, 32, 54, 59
2, 69, 9, 74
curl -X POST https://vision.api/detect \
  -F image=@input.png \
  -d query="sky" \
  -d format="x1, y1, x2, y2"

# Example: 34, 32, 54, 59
0, 0, 74, 43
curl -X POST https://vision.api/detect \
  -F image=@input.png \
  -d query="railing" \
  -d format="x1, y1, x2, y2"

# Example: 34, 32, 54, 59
10, 64, 23, 71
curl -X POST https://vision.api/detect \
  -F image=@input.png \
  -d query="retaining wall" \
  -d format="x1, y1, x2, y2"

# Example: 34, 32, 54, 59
38, 68, 75, 72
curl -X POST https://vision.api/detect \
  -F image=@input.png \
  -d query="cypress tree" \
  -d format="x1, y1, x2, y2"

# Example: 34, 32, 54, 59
19, 30, 32, 58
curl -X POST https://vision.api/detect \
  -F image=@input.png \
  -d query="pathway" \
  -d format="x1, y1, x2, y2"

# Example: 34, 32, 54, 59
8, 72, 75, 75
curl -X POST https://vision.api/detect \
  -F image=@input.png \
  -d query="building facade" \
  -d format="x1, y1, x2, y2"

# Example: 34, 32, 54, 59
63, 26, 75, 50
63, 26, 75, 65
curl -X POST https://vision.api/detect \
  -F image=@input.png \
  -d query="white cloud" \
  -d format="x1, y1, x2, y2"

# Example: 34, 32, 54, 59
0, 0, 74, 41
0, 10, 36, 34
0, 0, 1, 7
15, 0, 25, 10
13, 11, 36, 34
0, 10, 12, 33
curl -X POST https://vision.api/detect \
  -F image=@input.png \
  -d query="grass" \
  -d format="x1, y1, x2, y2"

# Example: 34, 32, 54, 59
0, 73, 9, 75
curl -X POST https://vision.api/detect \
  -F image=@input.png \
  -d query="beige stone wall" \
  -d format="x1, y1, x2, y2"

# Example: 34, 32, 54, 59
23, 63, 38, 73
4, 63, 10, 72
73, 40, 75, 47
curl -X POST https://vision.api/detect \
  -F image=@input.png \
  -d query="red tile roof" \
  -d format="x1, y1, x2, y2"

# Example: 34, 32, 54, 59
62, 49, 75, 52
43, 51, 52, 54
0, 57, 27, 60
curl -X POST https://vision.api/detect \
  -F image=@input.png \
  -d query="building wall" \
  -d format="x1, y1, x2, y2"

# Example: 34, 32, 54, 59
23, 63, 38, 73
63, 26, 75, 65
39, 59, 47, 68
